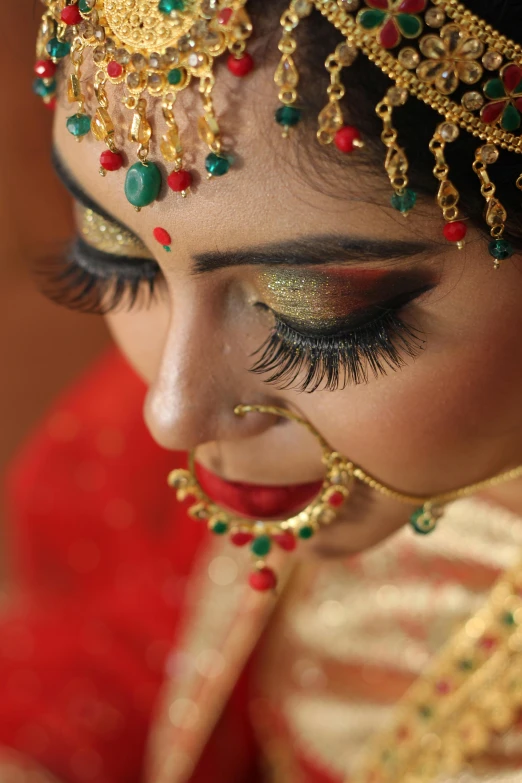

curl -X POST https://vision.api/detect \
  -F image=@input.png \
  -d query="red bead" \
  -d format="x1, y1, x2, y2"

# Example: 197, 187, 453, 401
61, 5, 82, 25
45, 97, 57, 111
107, 61, 124, 78
273, 532, 297, 552
334, 125, 361, 153
249, 567, 277, 592
230, 531, 254, 547
153, 227, 172, 247
100, 150, 124, 172
227, 53, 254, 77
479, 635, 497, 651
35, 59, 57, 78
218, 7, 233, 24
168, 169, 192, 193
435, 680, 451, 694
443, 220, 467, 243
327, 490, 346, 508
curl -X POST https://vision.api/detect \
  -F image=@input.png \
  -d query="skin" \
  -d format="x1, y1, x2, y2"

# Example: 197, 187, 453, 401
53, 53, 522, 560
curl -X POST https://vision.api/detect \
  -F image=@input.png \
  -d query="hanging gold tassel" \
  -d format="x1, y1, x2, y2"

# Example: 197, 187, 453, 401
472, 145, 513, 268
317, 41, 362, 153
377, 87, 415, 216
429, 122, 467, 248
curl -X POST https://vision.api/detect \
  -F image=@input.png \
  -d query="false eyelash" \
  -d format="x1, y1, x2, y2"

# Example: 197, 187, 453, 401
35, 238, 162, 315
250, 310, 425, 393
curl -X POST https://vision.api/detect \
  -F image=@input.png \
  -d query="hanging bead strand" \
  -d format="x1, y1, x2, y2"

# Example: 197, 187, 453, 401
199, 73, 232, 178
66, 35, 91, 140
226, 5, 254, 77
472, 145, 513, 268
163, 94, 193, 197
91, 70, 124, 176
317, 41, 362, 153
124, 96, 162, 210
376, 87, 416, 216
429, 122, 467, 248
274, 2, 308, 137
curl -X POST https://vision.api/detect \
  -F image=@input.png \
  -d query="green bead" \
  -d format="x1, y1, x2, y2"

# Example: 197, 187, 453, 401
66, 113, 91, 137
396, 13, 422, 38
418, 705, 433, 719
358, 8, 386, 29
46, 38, 71, 59
159, 0, 185, 13
205, 152, 231, 177
211, 520, 228, 535
78, 0, 94, 12
275, 105, 302, 127
124, 162, 162, 208
168, 68, 183, 85
502, 611, 516, 626
488, 238, 514, 261
298, 526, 314, 540
33, 78, 56, 97
458, 658, 474, 671
409, 507, 437, 535
251, 535, 272, 557
391, 188, 417, 214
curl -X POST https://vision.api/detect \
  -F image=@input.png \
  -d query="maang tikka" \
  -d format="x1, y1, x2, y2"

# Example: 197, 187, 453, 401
35, 0, 522, 265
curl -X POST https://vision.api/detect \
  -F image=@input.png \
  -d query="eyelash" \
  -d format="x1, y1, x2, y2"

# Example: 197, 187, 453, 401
36, 238, 162, 315
250, 308, 425, 393
36, 237, 425, 393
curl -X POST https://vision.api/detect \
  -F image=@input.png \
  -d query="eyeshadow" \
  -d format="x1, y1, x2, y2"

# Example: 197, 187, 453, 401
75, 204, 150, 259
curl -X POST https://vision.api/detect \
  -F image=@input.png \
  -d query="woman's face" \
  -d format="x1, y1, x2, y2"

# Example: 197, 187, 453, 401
52, 59, 522, 557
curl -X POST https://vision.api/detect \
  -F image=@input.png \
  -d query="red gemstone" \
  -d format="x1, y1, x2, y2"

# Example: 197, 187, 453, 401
503, 64, 522, 93
481, 100, 505, 124
396, 725, 409, 741
168, 169, 192, 193
227, 52, 254, 77
274, 532, 297, 552
153, 227, 172, 247
61, 5, 82, 25
107, 61, 124, 78
45, 97, 57, 111
366, 0, 388, 8
435, 680, 451, 694
334, 125, 361, 153
328, 490, 346, 508
230, 531, 254, 547
479, 635, 497, 651
443, 220, 467, 243
35, 59, 57, 78
249, 567, 277, 592
398, 0, 426, 12
100, 150, 124, 172
380, 17, 400, 49
218, 7, 233, 24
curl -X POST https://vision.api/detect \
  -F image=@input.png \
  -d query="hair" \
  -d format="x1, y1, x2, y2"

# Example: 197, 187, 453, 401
250, 0, 522, 246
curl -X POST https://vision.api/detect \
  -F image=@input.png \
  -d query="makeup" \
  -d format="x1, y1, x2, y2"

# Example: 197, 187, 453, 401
153, 227, 173, 253
76, 204, 150, 258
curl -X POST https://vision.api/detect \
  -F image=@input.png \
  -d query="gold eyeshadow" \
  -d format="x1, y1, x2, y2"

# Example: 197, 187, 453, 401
75, 204, 151, 258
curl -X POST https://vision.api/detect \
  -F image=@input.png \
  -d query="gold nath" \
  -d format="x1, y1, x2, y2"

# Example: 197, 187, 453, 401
35, 0, 522, 262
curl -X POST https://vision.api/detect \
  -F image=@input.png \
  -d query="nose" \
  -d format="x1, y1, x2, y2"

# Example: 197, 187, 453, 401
143, 297, 278, 452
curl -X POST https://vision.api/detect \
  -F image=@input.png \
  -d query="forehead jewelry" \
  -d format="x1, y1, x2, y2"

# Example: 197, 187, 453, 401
35, 0, 522, 266
168, 404, 522, 591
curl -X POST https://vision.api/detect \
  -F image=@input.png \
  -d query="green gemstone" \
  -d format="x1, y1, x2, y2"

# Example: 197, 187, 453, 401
205, 152, 231, 177
358, 8, 386, 29
46, 38, 71, 59
251, 535, 272, 557
33, 78, 56, 97
502, 611, 516, 626
484, 78, 506, 100
458, 658, 474, 671
396, 13, 422, 38
168, 68, 183, 85
275, 105, 302, 127
66, 113, 91, 137
78, 0, 93, 11
501, 103, 521, 131
488, 238, 514, 261
124, 161, 162, 208
298, 526, 314, 540
159, 0, 185, 13
212, 520, 228, 535
418, 705, 433, 719
409, 507, 436, 536
391, 188, 417, 213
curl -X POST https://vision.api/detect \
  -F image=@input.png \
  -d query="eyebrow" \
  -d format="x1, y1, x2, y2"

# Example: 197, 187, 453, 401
52, 146, 431, 271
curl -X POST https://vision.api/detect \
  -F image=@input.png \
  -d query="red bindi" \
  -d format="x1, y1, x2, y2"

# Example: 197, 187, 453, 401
153, 227, 172, 252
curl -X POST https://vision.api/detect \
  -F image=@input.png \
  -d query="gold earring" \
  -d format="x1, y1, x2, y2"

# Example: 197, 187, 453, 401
167, 404, 354, 591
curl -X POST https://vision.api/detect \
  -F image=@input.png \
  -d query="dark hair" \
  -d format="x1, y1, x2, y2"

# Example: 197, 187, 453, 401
252, 0, 522, 246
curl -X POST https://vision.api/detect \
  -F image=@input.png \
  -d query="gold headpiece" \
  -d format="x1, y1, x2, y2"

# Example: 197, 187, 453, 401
35, 0, 522, 264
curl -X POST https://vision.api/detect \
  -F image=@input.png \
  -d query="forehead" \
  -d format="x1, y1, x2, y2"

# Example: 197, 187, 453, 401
53, 64, 437, 257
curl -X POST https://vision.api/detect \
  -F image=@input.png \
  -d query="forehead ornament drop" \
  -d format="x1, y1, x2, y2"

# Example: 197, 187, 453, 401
35, 0, 522, 265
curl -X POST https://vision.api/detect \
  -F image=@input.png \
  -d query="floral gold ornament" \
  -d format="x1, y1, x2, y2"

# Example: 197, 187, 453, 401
35, 0, 522, 262
167, 404, 522, 591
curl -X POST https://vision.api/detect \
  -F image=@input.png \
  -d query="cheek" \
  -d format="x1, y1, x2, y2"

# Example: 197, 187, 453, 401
105, 302, 169, 384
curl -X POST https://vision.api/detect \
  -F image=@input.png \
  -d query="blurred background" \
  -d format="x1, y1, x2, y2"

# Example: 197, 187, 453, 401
0, 1, 109, 580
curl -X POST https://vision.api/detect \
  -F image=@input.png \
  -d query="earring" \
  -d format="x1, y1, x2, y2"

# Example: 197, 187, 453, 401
167, 404, 354, 591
